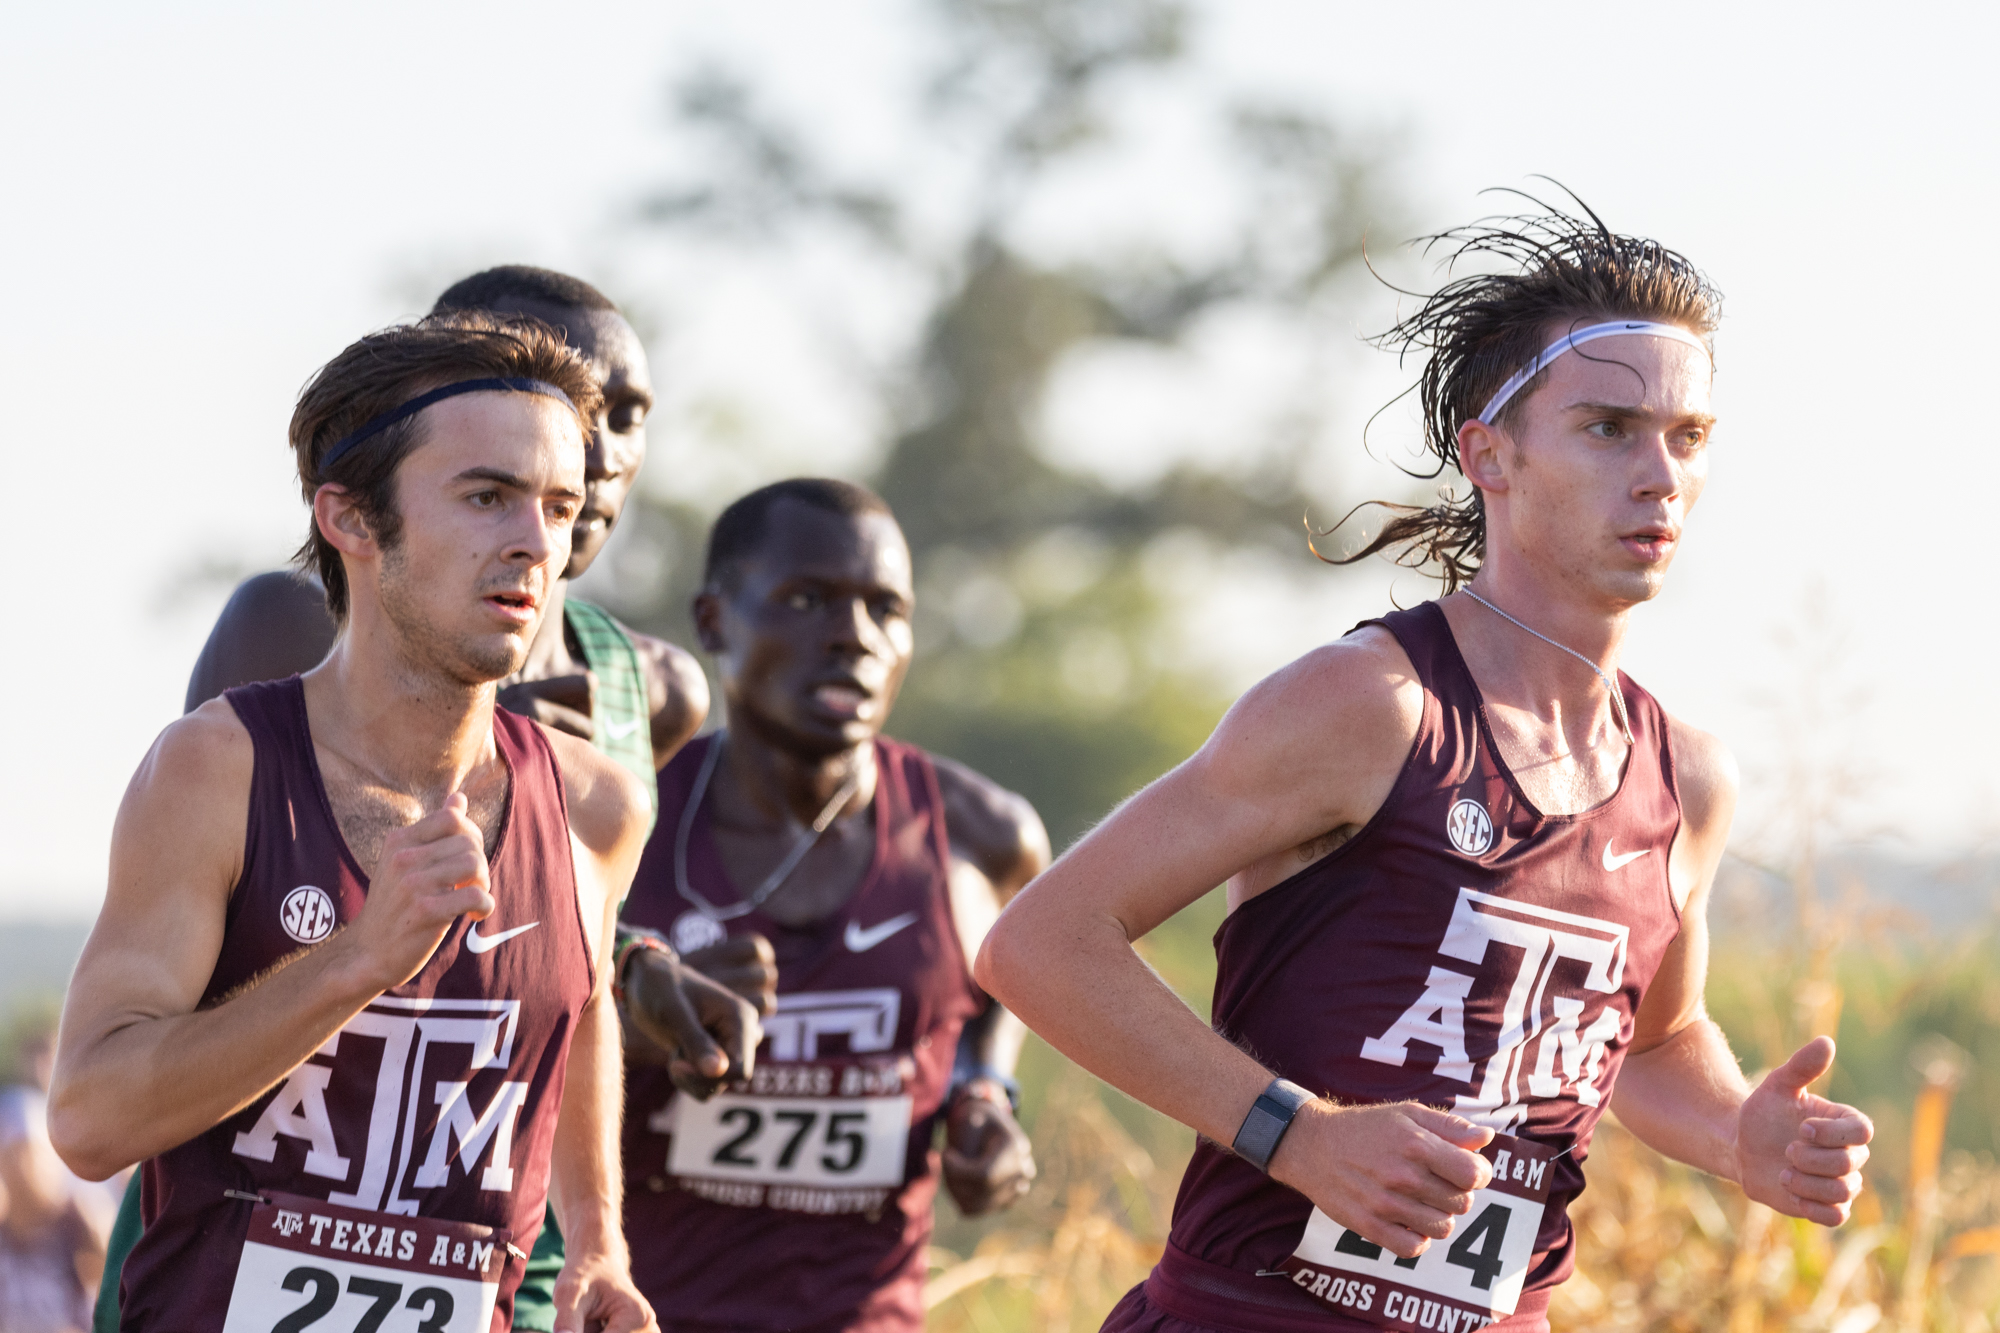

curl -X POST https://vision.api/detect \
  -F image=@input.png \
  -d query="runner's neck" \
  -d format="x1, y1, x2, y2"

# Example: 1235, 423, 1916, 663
713, 726, 878, 836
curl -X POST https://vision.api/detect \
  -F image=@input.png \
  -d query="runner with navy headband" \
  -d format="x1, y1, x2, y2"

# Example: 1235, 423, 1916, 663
49, 311, 657, 1333
95, 271, 751, 1333
979, 198, 1876, 1333
155, 267, 750, 1333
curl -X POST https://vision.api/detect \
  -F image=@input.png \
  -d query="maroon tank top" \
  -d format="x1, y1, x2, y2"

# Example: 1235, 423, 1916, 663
119, 677, 596, 1333
1128, 601, 1684, 1332
620, 734, 983, 1333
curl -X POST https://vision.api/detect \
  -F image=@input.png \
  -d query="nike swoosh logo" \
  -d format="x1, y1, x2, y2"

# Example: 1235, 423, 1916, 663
845, 912, 919, 953
603, 718, 643, 740
1602, 843, 1649, 872
465, 920, 540, 953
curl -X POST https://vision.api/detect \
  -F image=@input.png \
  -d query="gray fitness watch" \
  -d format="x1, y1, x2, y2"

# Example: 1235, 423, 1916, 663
1232, 1077, 1315, 1173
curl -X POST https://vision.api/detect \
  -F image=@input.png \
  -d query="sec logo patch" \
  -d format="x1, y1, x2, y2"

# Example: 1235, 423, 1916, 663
1446, 799, 1494, 856
280, 885, 337, 944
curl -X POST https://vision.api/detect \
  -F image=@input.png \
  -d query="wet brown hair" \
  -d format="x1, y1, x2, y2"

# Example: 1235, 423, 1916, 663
289, 311, 604, 622
1320, 192, 1722, 591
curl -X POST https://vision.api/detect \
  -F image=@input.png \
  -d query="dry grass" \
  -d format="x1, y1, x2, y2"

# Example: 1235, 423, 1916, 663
926, 1072, 2000, 1332
924, 881, 2000, 1331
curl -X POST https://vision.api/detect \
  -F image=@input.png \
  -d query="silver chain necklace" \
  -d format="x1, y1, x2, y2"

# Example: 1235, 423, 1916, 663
1461, 588, 1634, 747
673, 732, 864, 922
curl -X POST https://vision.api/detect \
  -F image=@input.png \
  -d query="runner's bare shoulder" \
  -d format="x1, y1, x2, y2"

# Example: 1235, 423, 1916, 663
539, 724, 650, 859
1662, 716, 1739, 905
627, 627, 710, 758
929, 756, 1051, 898
96, 698, 255, 941
1663, 716, 1738, 833
185, 570, 337, 711
1202, 624, 1423, 802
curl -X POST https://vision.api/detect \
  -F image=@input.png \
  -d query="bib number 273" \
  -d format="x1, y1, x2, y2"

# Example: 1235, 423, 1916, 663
220, 1193, 508, 1333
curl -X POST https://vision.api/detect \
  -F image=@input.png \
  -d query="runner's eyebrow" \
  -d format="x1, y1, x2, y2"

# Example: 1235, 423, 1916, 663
1566, 401, 1718, 430
455, 466, 585, 500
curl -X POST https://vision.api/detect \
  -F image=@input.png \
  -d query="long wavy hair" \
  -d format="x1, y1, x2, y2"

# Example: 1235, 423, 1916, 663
1319, 190, 1723, 591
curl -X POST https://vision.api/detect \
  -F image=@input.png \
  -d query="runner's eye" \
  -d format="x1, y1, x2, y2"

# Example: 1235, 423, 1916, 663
787, 589, 823, 612
470, 490, 501, 508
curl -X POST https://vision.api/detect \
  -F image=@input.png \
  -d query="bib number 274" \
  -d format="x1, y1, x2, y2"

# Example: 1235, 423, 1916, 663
1281, 1133, 1556, 1331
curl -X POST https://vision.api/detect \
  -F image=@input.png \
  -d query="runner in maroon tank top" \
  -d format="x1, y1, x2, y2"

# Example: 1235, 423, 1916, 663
980, 200, 1875, 1333
613, 480, 1049, 1332
48, 313, 658, 1333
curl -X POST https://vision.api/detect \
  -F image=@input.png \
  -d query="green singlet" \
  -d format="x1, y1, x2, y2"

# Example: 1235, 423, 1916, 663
94, 599, 660, 1333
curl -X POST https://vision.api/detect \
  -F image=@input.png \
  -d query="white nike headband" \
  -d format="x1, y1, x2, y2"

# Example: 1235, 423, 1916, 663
1476, 320, 1711, 426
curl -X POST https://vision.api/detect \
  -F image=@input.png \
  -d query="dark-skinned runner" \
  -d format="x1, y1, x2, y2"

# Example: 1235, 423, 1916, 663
616, 479, 1045, 1333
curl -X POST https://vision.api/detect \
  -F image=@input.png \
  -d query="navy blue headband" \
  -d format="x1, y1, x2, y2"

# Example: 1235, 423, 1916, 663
317, 377, 577, 475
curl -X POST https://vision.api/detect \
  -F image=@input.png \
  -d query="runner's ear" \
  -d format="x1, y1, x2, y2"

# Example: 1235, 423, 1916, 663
691, 591, 728, 655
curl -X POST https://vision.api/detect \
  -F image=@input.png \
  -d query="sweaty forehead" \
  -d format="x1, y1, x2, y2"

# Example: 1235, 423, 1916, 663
411, 391, 586, 478
742, 504, 911, 592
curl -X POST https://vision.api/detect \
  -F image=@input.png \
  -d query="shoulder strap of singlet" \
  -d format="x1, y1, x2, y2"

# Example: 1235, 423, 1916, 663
877, 736, 980, 989
490, 704, 597, 988
218, 676, 314, 893
565, 597, 658, 827
876, 736, 954, 883
1355, 601, 1469, 700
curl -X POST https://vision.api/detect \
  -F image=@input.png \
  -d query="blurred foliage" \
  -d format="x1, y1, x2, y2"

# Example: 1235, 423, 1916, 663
610, 0, 1403, 846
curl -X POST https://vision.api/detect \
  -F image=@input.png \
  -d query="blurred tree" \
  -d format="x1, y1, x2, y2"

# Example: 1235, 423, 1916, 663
614, 0, 1406, 846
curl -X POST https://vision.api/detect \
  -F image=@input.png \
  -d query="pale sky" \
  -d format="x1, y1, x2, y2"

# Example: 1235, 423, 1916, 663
4, 0, 1995, 918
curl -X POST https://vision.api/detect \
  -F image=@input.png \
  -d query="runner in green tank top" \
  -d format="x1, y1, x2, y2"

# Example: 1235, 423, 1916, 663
100, 268, 764, 1333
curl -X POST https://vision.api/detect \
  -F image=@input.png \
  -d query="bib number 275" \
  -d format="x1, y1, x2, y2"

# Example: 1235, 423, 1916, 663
670, 1093, 914, 1189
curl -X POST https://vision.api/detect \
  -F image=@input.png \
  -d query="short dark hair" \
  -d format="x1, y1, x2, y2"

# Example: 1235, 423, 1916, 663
1325, 193, 1722, 591
703, 478, 896, 591
432, 265, 617, 316
290, 311, 606, 622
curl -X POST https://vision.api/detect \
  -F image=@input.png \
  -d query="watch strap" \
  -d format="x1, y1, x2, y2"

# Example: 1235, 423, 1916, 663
1231, 1077, 1313, 1173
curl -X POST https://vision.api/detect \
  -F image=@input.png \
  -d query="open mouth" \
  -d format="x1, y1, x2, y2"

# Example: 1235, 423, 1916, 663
1621, 529, 1678, 560
486, 591, 538, 619
811, 681, 872, 719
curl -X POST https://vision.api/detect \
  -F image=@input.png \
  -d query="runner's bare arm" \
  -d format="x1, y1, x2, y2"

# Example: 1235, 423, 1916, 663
546, 732, 655, 1333
184, 571, 338, 711
1613, 722, 1872, 1226
50, 702, 495, 1180
979, 630, 1495, 1259
935, 759, 1049, 1215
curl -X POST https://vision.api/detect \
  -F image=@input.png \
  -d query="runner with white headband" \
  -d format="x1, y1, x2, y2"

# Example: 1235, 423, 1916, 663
981, 197, 1873, 1333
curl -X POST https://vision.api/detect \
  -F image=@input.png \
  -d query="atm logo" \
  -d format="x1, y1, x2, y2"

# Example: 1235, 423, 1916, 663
1360, 889, 1629, 1131
232, 996, 530, 1211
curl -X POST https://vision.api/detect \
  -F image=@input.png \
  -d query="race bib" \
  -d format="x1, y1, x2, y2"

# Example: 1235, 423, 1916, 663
659, 1059, 914, 1215
1282, 1134, 1554, 1331
221, 1192, 510, 1333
